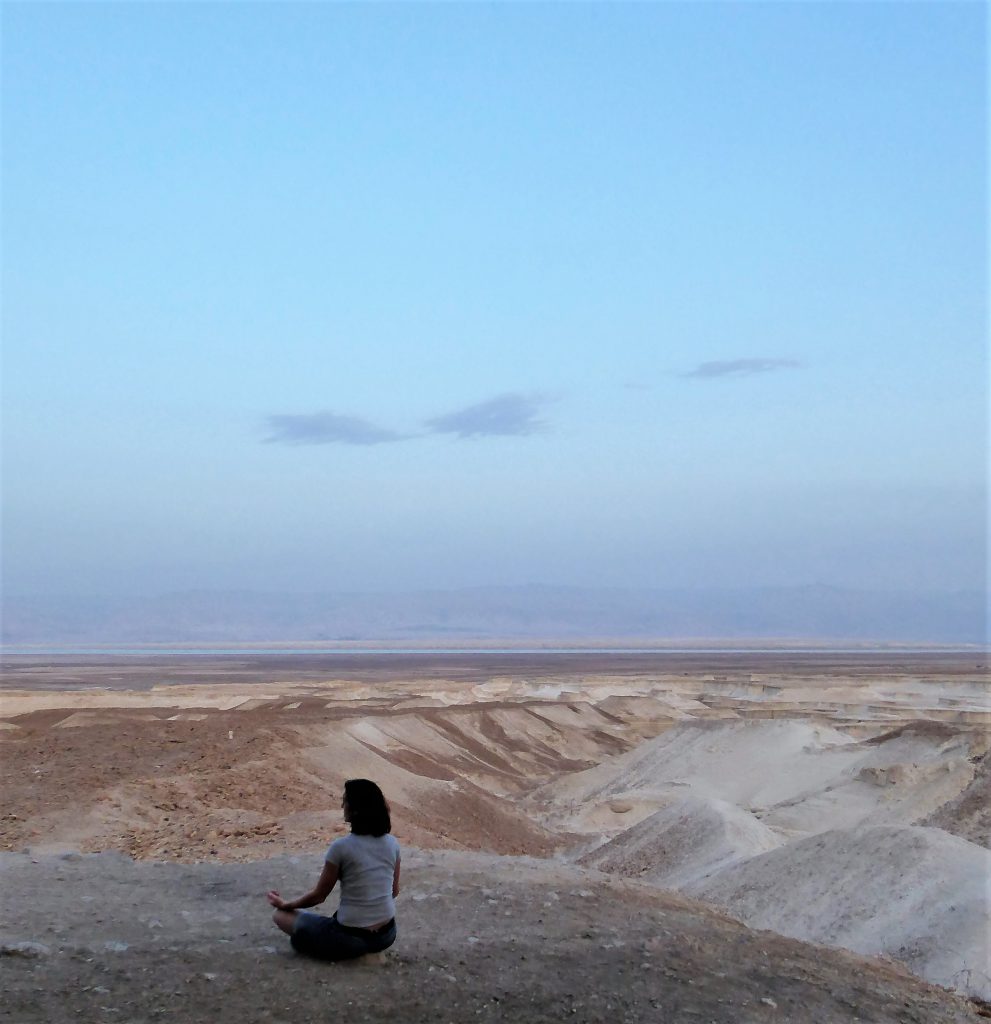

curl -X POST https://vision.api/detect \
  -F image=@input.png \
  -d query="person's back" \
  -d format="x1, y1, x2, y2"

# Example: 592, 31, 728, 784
329, 832, 400, 928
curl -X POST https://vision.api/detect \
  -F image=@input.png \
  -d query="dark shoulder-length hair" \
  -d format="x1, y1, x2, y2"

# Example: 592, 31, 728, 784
344, 778, 391, 837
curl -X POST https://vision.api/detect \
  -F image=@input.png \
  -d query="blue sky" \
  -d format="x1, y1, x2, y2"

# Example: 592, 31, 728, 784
2, 2, 986, 596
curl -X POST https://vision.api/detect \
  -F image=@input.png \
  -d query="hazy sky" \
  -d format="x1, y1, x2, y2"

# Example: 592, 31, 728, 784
3, 3, 986, 597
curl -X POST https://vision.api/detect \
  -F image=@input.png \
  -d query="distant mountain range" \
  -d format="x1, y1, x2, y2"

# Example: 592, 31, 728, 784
1, 585, 986, 645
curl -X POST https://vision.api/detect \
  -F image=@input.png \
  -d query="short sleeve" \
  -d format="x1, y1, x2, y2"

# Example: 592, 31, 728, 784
326, 836, 348, 866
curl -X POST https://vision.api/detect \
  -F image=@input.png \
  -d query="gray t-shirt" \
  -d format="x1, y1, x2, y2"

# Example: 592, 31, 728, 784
326, 832, 400, 928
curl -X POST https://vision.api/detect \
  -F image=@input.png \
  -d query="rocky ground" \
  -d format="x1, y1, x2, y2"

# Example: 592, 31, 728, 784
1, 849, 985, 1024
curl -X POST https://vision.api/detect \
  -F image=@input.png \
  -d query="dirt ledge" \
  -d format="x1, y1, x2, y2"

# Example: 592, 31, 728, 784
0, 848, 981, 1024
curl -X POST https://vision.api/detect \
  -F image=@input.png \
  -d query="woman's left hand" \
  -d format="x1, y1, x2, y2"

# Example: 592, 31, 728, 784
267, 890, 289, 910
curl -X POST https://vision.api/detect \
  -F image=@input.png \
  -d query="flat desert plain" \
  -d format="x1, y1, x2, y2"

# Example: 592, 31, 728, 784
1, 650, 989, 1024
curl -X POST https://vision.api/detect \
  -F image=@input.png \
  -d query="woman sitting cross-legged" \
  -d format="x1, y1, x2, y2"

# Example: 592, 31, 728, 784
267, 778, 400, 961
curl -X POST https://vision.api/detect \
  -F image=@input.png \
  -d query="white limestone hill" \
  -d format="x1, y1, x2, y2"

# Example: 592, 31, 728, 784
922, 749, 991, 848
577, 795, 782, 888
688, 824, 991, 1001
531, 719, 861, 813
529, 719, 982, 839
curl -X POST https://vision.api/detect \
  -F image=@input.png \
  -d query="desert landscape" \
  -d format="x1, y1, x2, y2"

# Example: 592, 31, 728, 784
1, 649, 989, 1023
6, 3, 984, 1022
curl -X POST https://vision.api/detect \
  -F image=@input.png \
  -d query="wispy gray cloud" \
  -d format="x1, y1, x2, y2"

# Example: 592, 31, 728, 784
684, 358, 802, 379
424, 393, 548, 439
264, 393, 551, 446
265, 412, 408, 446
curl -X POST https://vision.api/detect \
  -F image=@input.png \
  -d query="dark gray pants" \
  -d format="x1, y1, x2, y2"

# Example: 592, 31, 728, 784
290, 912, 397, 962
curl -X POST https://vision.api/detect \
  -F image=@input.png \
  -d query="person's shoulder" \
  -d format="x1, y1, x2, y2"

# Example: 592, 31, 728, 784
325, 834, 354, 863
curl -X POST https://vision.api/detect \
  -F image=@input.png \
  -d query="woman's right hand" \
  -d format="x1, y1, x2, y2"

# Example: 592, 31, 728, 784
267, 890, 289, 911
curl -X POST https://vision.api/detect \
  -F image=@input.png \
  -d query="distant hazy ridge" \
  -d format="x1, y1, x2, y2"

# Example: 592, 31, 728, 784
1, 585, 984, 644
